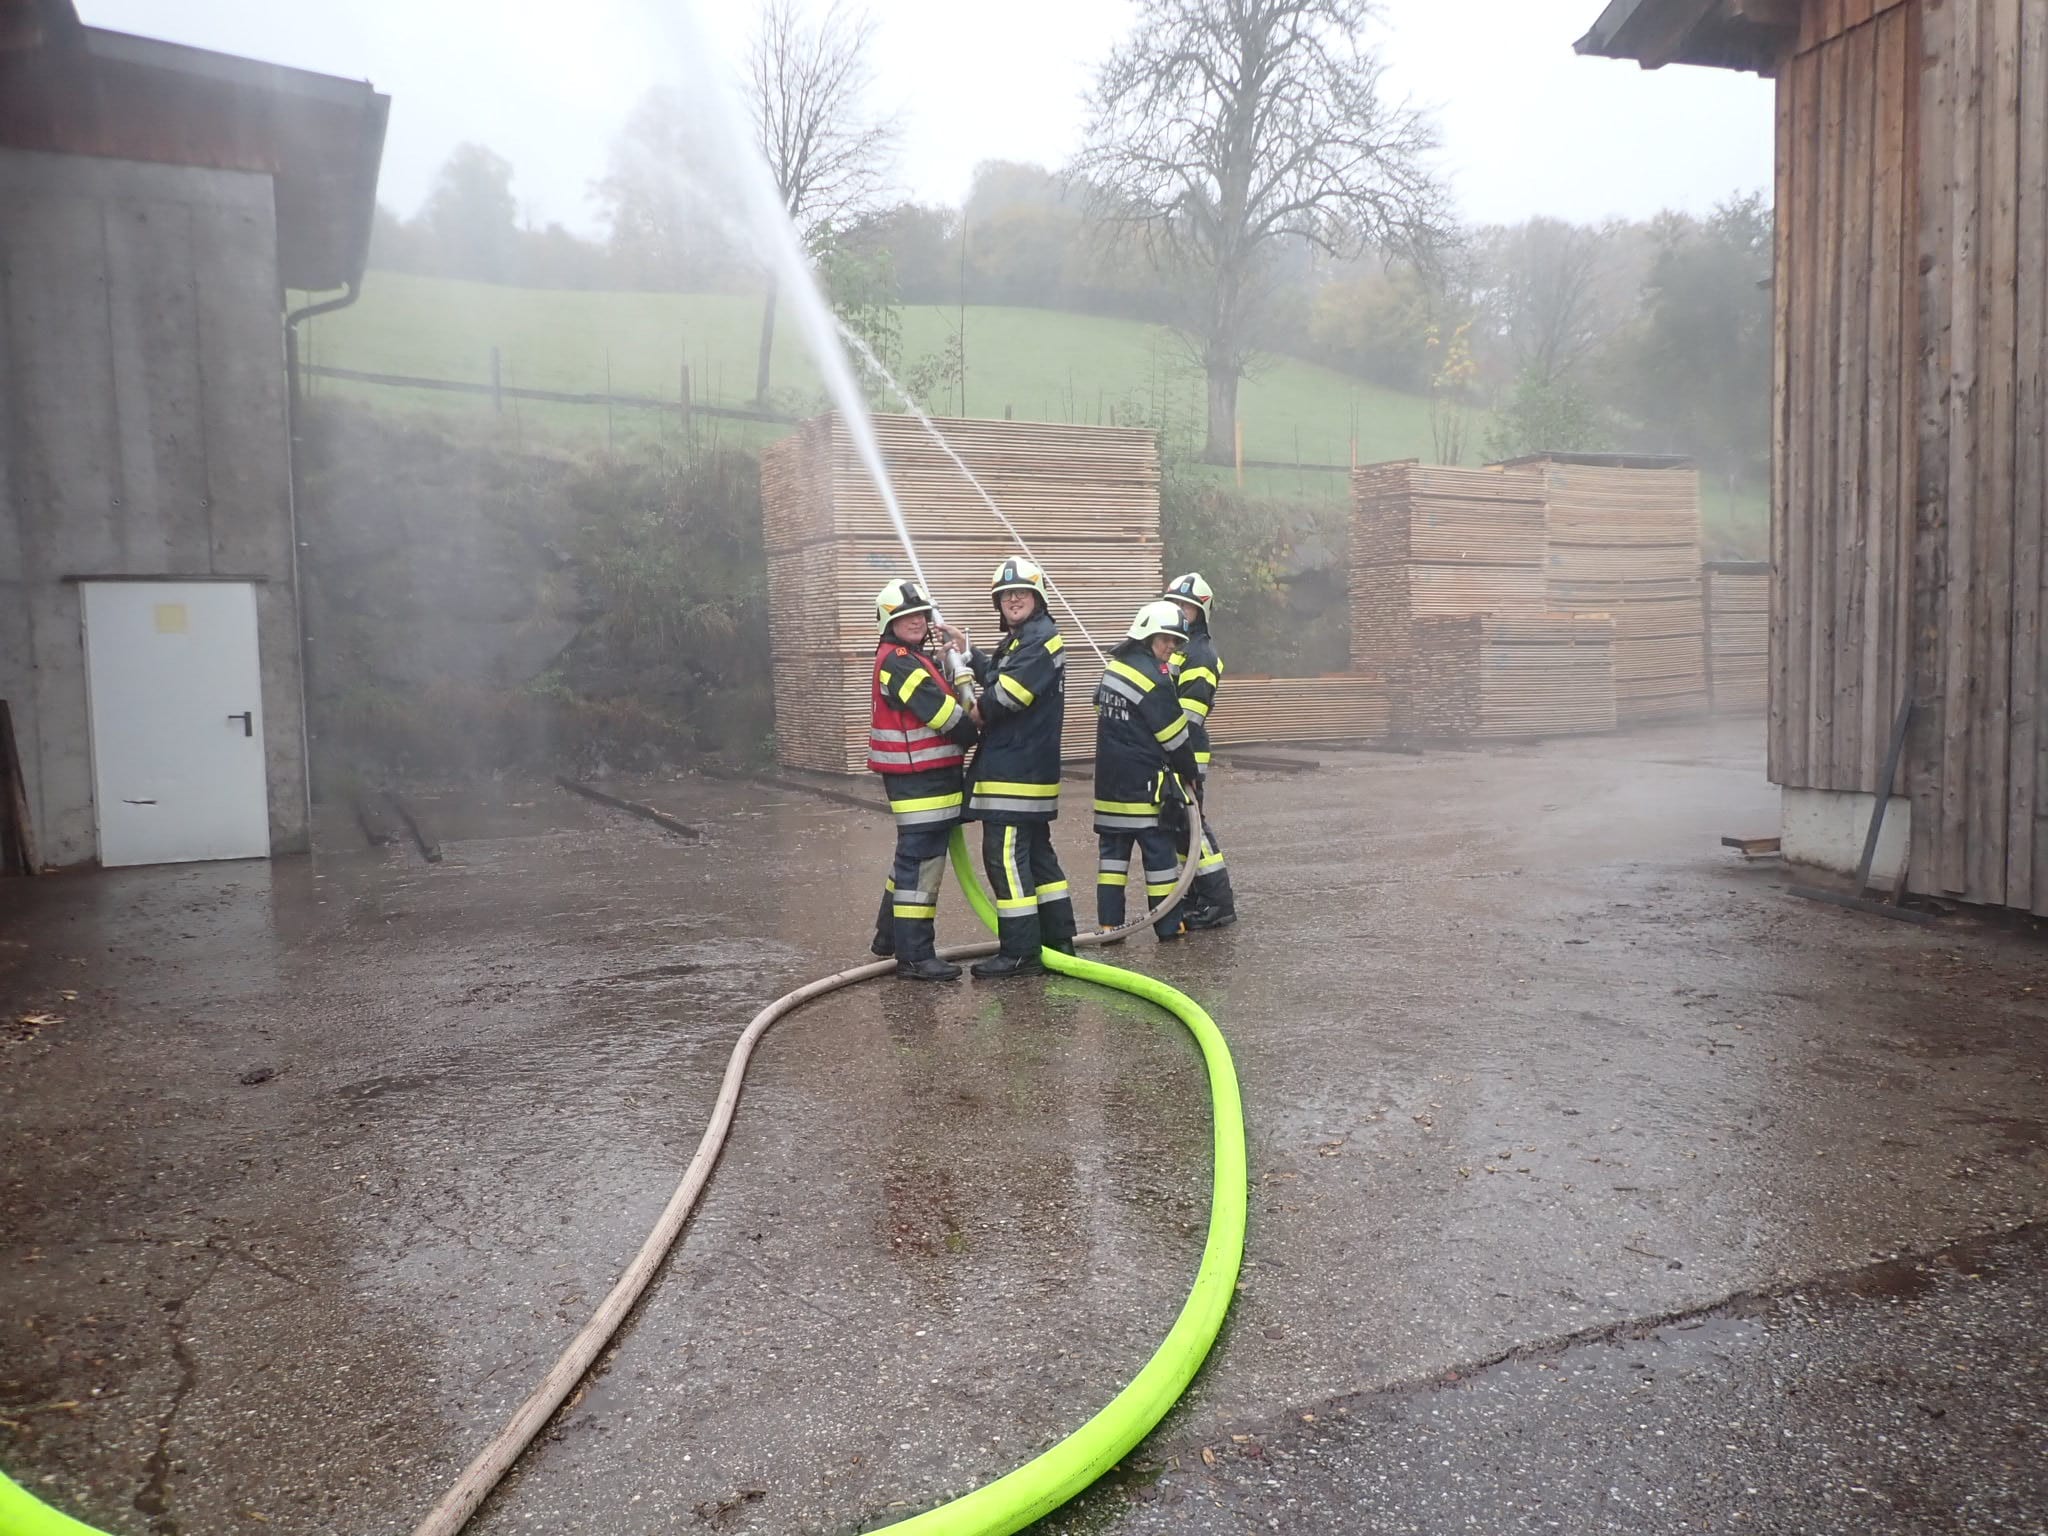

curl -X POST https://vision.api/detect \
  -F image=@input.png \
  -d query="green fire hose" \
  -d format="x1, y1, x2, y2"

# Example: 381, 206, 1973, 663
0, 826, 1245, 1536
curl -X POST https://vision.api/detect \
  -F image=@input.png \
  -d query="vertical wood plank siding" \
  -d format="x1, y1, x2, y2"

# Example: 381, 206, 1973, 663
1774, 0, 2046, 912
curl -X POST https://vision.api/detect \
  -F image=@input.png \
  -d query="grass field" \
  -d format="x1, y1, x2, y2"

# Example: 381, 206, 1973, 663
297, 270, 1766, 552
300, 271, 1435, 473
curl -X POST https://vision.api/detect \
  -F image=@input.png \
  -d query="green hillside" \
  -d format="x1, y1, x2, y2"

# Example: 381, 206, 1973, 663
297, 271, 1765, 549
297, 271, 1431, 489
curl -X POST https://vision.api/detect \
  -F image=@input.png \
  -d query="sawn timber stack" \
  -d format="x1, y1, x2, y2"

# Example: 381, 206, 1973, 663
762, 412, 1162, 774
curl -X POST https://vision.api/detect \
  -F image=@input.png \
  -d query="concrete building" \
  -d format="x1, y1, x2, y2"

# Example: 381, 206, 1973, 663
0, 0, 386, 868
1580, 0, 2048, 913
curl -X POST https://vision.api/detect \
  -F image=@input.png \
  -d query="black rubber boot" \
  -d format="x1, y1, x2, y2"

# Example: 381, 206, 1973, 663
1182, 870, 1237, 930
971, 951, 1045, 979
870, 890, 895, 957
1041, 898, 1078, 956
896, 956, 962, 982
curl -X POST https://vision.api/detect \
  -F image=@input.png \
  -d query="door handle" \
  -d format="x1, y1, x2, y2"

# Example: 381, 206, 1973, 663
229, 711, 253, 738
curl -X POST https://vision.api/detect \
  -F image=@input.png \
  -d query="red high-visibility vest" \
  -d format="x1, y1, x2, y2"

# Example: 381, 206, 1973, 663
868, 644, 966, 775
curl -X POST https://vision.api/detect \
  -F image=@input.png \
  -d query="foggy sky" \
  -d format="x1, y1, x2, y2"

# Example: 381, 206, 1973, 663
78, 0, 1776, 236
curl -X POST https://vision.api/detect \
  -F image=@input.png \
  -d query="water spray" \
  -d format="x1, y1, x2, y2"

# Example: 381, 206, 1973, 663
650, 1, 946, 641
836, 322, 1111, 667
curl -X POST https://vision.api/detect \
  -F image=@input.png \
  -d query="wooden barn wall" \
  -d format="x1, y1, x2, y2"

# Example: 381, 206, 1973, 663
1907, 0, 2048, 911
1773, 0, 2047, 913
1769, 2, 1918, 803
1799, 0, 1914, 55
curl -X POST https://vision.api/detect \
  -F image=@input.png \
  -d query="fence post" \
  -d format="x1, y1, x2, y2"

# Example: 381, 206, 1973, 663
490, 346, 502, 415
680, 361, 693, 438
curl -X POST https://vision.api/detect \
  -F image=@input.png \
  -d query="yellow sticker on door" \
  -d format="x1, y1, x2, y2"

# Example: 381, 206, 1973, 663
153, 603, 189, 634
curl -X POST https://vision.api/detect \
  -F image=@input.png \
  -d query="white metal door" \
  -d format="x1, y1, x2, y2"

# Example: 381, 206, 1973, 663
81, 581, 271, 866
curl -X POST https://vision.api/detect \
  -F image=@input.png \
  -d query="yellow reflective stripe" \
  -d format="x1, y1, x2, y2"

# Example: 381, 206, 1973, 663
998, 673, 1036, 707
1179, 666, 1218, 688
1199, 852, 1226, 871
896, 670, 925, 704
978, 781, 1060, 798
1093, 798, 1159, 816
1097, 872, 1129, 886
892, 904, 938, 919
1035, 880, 1070, 897
1194, 750, 1213, 764
1105, 658, 1156, 693
996, 825, 1034, 910
892, 791, 964, 812
1184, 696, 1212, 717
929, 692, 959, 731
1169, 650, 1187, 669
1154, 713, 1190, 744
1044, 634, 1064, 654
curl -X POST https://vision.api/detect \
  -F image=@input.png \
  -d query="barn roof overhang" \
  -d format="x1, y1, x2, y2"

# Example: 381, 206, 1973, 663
0, 0, 389, 294
1576, 0, 1802, 75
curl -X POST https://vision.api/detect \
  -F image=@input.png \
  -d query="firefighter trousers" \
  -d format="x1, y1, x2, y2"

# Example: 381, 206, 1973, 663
872, 819, 955, 963
981, 818, 1074, 959
1096, 825, 1186, 939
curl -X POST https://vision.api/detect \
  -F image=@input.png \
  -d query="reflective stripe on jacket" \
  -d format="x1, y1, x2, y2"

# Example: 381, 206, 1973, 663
966, 609, 1066, 820
1169, 621, 1224, 769
871, 643, 975, 776
1093, 637, 1198, 829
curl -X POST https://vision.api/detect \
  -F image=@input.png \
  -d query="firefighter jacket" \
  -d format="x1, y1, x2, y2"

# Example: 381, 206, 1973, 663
1170, 617, 1224, 771
966, 609, 1066, 821
1093, 637, 1198, 829
871, 642, 978, 825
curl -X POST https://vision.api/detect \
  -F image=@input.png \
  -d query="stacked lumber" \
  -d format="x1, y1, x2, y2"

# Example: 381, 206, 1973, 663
1201, 675, 1390, 748
1390, 615, 1617, 740
1350, 461, 1548, 670
762, 412, 1163, 774
1350, 460, 1616, 739
1506, 458, 1709, 724
1476, 614, 1618, 738
1704, 562, 1769, 714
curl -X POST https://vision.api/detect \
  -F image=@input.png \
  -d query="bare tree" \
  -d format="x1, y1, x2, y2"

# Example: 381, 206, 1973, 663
745, 0, 898, 402
1075, 0, 1446, 462
1473, 218, 1627, 388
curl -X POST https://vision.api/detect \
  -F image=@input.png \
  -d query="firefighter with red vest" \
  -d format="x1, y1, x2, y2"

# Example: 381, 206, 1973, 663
867, 578, 979, 981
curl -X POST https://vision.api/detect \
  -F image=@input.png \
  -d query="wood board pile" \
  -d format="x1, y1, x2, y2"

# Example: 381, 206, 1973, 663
1703, 563, 1769, 714
1394, 615, 1617, 739
1350, 461, 1549, 669
1350, 460, 1617, 739
1201, 675, 1390, 748
762, 411, 1163, 774
1506, 459, 1710, 724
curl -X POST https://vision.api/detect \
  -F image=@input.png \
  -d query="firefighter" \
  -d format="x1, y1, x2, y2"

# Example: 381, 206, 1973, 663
867, 578, 979, 981
1093, 600, 1201, 942
1164, 571, 1237, 929
963, 556, 1074, 977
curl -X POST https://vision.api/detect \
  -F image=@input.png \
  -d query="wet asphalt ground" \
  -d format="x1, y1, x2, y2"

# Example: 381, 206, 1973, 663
1, 718, 2043, 1536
